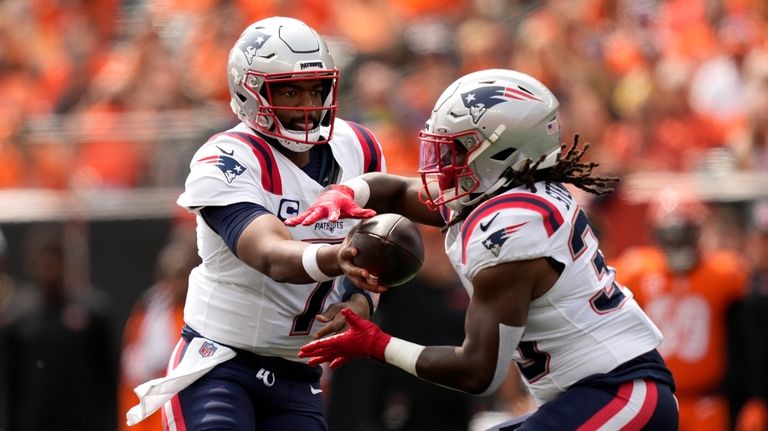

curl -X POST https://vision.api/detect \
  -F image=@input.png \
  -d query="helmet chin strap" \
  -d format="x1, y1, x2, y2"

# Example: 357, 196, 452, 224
276, 121, 324, 152
277, 138, 314, 152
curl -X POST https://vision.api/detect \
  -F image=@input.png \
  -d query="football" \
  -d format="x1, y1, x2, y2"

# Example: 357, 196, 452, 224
350, 213, 425, 287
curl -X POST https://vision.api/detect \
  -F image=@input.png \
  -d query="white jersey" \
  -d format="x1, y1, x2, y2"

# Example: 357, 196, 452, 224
444, 182, 662, 403
177, 120, 385, 361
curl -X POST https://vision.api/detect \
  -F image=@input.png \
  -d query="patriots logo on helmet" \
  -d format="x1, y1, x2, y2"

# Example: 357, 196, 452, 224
482, 222, 528, 256
237, 31, 271, 65
462, 86, 544, 123
197, 146, 247, 183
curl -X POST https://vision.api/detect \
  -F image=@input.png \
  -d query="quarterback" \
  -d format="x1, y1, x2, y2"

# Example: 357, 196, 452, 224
126, 17, 385, 431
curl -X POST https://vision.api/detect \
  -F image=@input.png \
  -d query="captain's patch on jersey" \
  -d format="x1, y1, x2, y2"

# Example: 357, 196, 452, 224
482, 222, 527, 256
196, 146, 247, 183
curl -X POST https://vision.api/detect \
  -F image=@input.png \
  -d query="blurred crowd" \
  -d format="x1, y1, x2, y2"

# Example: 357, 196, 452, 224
1, 0, 767, 188
1, 0, 768, 430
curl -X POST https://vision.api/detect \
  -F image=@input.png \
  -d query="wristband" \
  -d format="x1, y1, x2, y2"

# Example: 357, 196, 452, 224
384, 337, 425, 376
341, 285, 377, 316
343, 177, 371, 207
302, 243, 334, 282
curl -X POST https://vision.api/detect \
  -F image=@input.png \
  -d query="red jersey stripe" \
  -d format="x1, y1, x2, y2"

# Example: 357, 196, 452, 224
223, 132, 283, 195
460, 193, 565, 264
347, 121, 382, 173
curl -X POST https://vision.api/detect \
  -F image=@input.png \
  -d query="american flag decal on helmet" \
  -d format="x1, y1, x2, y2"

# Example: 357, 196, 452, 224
199, 341, 217, 358
546, 117, 560, 135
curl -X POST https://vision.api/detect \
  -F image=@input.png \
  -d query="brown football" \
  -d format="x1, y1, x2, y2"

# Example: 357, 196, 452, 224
350, 213, 425, 287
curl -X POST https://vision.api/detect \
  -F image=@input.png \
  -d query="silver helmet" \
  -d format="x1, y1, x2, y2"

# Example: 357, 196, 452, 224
227, 17, 339, 152
418, 69, 561, 210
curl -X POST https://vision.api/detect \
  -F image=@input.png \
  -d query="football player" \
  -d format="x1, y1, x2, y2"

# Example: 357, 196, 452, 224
290, 69, 679, 429
126, 17, 386, 431
614, 190, 749, 431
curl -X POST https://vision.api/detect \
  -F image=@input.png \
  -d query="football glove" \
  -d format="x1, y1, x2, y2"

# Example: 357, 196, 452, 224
284, 184, 376, 226
299, 308, 390, 368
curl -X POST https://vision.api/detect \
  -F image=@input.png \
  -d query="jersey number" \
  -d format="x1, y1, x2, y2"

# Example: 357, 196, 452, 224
569, 209, 627, 314
291, 280, 335, 335
517, 341, 550, 383
517, 209, 628, 384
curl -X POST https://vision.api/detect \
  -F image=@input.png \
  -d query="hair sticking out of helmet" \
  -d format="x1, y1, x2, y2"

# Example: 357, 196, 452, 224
227, 17, 339, 152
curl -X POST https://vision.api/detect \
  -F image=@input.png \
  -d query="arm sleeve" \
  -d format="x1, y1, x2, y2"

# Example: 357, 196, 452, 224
340, 277, 376, 316
200, 202, 271, 257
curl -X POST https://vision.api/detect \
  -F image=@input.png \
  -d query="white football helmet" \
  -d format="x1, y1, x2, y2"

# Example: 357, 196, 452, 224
418, 69, 561, 210
227, 17, 339, 152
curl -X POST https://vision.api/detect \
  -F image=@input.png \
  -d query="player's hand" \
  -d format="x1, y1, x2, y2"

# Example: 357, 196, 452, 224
336, 226, 387, 293
299, 308, 391, 368
312, 296, 371, 339
284, 184, 377, 226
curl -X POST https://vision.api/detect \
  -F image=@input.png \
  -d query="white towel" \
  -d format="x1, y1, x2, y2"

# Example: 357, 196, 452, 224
126, 337, 236, 426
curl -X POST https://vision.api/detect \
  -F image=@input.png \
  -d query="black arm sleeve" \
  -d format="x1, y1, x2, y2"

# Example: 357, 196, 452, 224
340, 277, 375, 316
200, 203, 270, 257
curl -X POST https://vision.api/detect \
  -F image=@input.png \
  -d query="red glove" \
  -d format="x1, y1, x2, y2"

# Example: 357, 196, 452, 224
284, 184, 377, 226
299, 308, 391, 369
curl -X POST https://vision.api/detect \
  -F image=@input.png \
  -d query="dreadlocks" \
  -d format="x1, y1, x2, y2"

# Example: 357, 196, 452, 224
518, 135, 619, 195
442, 135, 619, 232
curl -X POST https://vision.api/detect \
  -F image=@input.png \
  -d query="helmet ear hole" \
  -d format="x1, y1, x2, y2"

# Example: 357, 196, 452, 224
236, 92, 248, 103
490, 147, 516, 161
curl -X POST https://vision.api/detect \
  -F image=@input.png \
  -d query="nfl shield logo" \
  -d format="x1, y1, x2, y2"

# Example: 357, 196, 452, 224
199, 341, 217, 358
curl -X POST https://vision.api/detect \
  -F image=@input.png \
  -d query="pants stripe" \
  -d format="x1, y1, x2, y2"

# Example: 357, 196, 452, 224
622, 381, 658, 430
161, 338, 190, 431
576, 379, 660, 431
576, 381, 634, 431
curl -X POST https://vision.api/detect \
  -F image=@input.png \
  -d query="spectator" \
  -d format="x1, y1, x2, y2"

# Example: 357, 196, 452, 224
0, 223, 117, 431
735, 200, 768, 431
0, 227, 36, 325
614, 189, 749, 431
